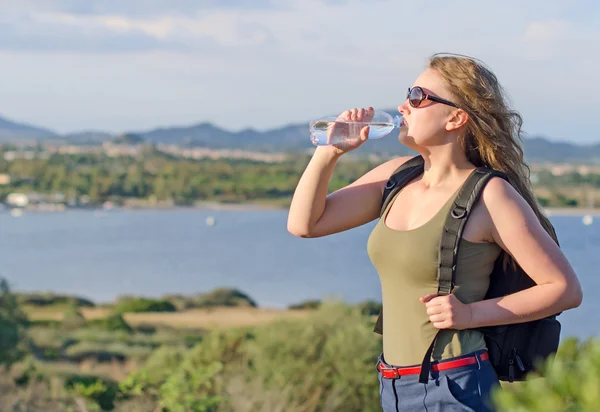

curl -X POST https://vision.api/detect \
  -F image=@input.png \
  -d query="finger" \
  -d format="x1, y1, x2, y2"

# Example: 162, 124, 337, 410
338, 110, 350, 121
357, 108, 365, 121
420, 293, 437, 303
428, 314, 446, 323
432, 321, 450, 329
365, 106, 374, 122
360, 125, 370, 141
350, 108, 357, 121
425, 296, 447, 308
426, 306, 444, 316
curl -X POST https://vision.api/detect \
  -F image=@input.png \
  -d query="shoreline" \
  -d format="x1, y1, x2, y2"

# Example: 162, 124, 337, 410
3, 202, 600, 215
543, 208, 600, 216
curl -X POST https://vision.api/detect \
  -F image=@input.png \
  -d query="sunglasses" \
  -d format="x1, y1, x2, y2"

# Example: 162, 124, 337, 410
407, 86, 458, 109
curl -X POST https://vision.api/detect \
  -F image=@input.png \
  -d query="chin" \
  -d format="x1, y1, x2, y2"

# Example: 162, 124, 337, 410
399, 132, 419, 150
399, 131, 446, 150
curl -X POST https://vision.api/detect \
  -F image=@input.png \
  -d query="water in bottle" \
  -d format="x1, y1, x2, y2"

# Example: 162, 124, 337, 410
309, 110, 406, 146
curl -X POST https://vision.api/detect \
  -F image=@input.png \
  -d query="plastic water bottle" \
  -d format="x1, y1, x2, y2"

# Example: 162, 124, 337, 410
309, 110, 405, 146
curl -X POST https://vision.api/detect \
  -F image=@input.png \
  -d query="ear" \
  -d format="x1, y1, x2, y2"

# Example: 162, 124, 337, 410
445, 109, 469, 132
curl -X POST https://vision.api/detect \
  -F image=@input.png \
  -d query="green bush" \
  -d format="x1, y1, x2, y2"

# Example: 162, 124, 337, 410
239, 302, 381, 412
159, 361, 224, 412
185, 288, 257, 309
87, 314, 133, 334
554, 193, 579, 207
114, 297, 176, 314
162, 294, 188, 311
536, 195, 550, 207
16, 292, 95, 308
28, 319, 62, 328
61, 306, 86, 330
0, 279, 29, 368
12, 358, 46, 387
156, 330, 248, 411
64, 374, 118, 410
288, 299, 321, 310
26, 326, 77, 360
72, 327, 135, 344
357, 300, 382, 317
119, 346, 187, 396
119, 302, 381, 412
493, 337, 600, 411
64, 341, 154, 362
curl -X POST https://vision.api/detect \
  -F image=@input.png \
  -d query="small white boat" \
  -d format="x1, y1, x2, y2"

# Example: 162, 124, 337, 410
582, 215, 593, 226
206, 216, 216, 226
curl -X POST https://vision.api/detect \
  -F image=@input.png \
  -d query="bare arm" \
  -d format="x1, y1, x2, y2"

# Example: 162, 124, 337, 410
287, 146, 411, 238
469, 178, 583, 328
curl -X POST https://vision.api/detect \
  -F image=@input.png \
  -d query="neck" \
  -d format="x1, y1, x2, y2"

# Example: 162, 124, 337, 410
417, 142, 474, 188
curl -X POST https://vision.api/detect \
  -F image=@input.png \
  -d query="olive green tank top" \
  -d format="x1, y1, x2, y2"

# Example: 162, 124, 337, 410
367, 186, 501, 366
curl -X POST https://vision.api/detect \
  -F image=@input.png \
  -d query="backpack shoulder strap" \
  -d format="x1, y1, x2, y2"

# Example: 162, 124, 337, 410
380, 155, 425, 217
417, 166, 508, 383
437, 167, 508, 295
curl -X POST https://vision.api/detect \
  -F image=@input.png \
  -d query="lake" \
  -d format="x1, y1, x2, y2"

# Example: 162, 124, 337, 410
0, 208, 598, 340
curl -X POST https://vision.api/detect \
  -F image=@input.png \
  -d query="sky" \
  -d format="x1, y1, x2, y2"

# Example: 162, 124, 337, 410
0, 0, 598, 143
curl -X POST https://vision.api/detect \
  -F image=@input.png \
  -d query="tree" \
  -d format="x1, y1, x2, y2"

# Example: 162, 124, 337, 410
0, 279, 29, 368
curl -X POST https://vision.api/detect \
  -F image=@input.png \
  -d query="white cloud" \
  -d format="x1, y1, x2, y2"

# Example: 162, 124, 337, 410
523, 20, 569, 43
35, 12, 176, 40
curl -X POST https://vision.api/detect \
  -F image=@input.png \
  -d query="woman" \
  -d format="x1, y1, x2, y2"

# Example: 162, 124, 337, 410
287, 53, 583, 411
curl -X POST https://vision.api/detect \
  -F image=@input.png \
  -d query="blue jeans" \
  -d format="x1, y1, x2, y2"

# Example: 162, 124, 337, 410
377, 350, 500, 411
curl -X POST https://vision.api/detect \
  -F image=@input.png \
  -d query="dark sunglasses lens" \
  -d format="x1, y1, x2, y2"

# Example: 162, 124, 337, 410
409, 88, 423, 107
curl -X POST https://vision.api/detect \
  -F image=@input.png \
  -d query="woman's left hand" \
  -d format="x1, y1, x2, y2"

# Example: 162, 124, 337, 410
420, 293, 473, 330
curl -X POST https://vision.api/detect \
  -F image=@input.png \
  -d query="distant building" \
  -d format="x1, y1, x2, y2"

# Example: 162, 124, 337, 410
6, 193, 29, 207
0, 174, 10, 185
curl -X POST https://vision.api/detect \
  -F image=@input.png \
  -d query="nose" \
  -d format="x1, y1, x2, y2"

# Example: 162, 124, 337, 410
398, 99, 410, 116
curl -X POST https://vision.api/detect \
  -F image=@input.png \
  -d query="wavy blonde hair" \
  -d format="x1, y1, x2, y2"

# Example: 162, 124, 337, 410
428, 53, 556, 243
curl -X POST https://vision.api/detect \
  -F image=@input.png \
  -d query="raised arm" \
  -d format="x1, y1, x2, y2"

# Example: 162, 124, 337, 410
287, 145, 411, 238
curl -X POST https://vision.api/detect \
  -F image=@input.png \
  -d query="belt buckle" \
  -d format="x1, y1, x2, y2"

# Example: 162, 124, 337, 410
379, 365, 399, 379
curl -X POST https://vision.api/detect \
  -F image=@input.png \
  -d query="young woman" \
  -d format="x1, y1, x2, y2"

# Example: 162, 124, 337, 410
287, 53, 583, 411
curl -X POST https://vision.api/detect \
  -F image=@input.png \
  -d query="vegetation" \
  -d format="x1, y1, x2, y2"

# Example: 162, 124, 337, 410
0, 279, 29, 368
16, 292, 95, 309
2, 147, 597, 209
184, 288, 257, 309
493, 337, 600, 411
1, 280, 599, 411
86, 314, 134, 334
288, 299, 322, 310
113, 297, 177, 314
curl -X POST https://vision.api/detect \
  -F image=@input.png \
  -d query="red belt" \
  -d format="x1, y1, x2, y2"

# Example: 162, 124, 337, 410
377, 352, 489, 379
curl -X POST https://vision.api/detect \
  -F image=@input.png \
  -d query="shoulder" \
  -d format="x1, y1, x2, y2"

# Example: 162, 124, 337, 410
479, 175, 541, 234
348, 155, 417, 198
375, 156, 417, 179
480, 176, 529, 213
355, 155, 416, 184
480, 175, 517, 204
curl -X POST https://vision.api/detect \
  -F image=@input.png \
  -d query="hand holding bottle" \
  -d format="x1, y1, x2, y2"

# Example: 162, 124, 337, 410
309, 108, 404, 155
324, 107, 374, 155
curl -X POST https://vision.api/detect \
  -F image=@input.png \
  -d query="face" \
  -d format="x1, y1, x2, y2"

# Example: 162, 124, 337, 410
397, 68, 462, 148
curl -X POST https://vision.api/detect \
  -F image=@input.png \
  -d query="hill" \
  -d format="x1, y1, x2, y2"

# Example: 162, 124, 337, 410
0, 115, 57, 141
1, 113, 599, 163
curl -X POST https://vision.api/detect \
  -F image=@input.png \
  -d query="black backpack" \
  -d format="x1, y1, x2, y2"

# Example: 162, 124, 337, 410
373, 155, 562, 383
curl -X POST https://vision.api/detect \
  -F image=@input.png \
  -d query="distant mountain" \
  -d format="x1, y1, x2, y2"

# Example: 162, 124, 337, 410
1, 113, 599, 163
136, 119, 600, 162
0, 115, 57, 141
522, 137, 600, 163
